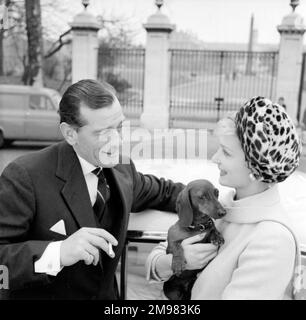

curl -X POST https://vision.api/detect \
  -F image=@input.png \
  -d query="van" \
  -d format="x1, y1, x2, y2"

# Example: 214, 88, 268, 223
0, 85, 63, 148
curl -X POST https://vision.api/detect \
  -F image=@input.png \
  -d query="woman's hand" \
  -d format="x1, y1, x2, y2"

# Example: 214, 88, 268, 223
181, 233, 218, 270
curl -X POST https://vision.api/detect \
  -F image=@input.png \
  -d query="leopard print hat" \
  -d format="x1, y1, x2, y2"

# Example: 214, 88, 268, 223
235, 96, 302, 183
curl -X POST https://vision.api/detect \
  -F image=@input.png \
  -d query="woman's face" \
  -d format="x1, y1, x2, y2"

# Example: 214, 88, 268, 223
212, 134, 252, 189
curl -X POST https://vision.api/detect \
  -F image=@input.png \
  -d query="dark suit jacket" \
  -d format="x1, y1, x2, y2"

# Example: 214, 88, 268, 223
0, 141, 184, 300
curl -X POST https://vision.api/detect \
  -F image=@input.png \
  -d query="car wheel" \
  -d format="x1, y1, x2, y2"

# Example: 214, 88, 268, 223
0, 131, 4, 148
4, 139, 14, 147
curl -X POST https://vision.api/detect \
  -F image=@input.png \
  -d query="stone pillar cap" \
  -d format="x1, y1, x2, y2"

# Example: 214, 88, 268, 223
70, 10, 100, 31
277, 12, 306, 34
143, 11, 175, 33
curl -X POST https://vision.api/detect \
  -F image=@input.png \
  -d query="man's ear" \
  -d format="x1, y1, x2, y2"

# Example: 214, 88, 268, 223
60, 122, 78, 146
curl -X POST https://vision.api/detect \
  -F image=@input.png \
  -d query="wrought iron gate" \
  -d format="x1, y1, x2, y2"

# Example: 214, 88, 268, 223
98, 47, 145, 119
169, 49, 278, 124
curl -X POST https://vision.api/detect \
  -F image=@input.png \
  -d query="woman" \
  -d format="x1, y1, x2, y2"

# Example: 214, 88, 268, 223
146, 96, 302, 300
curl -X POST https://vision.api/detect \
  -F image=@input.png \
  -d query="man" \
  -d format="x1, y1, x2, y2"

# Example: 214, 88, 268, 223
0, 79, 184, 300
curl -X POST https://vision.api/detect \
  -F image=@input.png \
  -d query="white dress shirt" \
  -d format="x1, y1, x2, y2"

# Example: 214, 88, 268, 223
34, 153, 100, 276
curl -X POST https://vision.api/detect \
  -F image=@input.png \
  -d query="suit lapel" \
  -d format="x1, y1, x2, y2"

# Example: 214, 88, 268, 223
55, 143, 132, 259
56, 142, 96, 229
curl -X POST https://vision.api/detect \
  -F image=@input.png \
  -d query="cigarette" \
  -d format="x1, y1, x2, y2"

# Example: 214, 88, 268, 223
108, 242, 115, 257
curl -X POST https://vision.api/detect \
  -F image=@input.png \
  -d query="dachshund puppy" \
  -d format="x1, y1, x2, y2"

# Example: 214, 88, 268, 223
163, 179, 226, 300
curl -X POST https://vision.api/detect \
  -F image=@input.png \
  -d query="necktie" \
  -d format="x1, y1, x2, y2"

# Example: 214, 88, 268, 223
92, 168, 110, 224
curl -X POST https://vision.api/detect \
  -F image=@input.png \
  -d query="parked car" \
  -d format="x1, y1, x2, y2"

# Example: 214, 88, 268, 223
0, 85, 63, 148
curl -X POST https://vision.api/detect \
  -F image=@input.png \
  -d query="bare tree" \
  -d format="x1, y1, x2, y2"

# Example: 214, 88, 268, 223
0, 0, 6, 75
24, 0, 43, 85
57, 55, 71, 93
1, 0, 70, 83
97, 14, 138, 48
2, 0, 140, 88
0, 0, 16, 76
0, 14, 4, 75
44, 28, 71, 59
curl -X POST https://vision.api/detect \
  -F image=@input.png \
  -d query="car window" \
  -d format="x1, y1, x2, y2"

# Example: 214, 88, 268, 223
29, 95, 48, 110
45, 97, 55, 110
0, 93, 25, 110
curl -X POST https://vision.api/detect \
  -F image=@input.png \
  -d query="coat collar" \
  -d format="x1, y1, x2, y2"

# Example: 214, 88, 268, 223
55, 141, 128, 229
77, 153, 97, 176
220, 184, 290, 224
55, 142, 96, 228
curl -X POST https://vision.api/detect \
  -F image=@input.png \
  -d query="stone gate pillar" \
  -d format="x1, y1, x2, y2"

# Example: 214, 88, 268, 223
276, 0, 306, 122
140, 1, 175, 129
70, 1, 100, 83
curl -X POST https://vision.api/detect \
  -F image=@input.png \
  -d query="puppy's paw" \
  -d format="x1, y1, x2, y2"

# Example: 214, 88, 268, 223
210, 230, 225, 246
211, 236, 224, 246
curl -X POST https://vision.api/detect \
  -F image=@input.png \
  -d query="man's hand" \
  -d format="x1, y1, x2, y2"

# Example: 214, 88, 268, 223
181, 233, 218, 270
60, 227, 118, 267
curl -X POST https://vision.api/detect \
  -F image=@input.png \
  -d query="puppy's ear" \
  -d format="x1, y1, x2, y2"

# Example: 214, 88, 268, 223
176, 187, 193, 228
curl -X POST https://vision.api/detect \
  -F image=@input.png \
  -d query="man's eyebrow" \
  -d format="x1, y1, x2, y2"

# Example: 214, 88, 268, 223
93, 121, 124, 134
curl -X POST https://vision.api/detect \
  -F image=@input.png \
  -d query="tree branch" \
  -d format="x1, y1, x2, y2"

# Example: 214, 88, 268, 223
44, 28, 71, 59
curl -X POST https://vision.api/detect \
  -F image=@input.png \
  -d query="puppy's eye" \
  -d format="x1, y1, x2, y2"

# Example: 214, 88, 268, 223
214, 189, 219, 198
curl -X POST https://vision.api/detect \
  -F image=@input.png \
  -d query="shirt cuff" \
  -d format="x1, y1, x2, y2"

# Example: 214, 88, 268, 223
34, 241, 64, 276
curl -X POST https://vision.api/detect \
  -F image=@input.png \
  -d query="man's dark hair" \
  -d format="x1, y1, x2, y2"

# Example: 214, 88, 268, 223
59, 79, 116, 128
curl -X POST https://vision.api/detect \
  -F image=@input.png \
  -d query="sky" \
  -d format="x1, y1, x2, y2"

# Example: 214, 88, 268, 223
43, 0, 306, 44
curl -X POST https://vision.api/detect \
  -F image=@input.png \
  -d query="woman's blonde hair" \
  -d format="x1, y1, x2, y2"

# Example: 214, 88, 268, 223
214, 112, 237, 137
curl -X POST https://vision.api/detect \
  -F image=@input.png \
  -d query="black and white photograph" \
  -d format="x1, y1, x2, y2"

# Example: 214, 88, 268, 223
0, 0, 306, 305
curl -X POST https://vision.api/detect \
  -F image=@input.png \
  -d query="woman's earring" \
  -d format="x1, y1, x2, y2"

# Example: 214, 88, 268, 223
249, 173, 256, 181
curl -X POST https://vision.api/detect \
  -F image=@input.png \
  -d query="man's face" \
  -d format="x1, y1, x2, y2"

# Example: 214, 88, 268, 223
73, 97, 125, 167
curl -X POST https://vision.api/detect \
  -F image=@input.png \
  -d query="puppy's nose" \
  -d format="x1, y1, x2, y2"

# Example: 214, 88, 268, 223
218, 209, 226, 217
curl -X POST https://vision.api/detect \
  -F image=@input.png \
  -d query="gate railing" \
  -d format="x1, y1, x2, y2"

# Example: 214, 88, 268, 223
98, 47, 145, 118
169, 49, 279, 123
